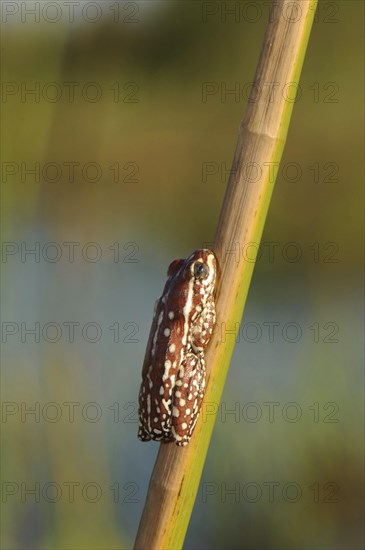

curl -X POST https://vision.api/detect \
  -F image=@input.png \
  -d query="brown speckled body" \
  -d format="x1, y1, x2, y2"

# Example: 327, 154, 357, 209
138, 249, 217, 446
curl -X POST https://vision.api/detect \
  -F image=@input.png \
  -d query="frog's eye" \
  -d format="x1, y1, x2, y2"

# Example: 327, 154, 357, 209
194, 261, 209, 279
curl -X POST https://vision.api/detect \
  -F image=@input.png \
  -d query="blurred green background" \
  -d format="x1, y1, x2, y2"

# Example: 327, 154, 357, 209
1, 1, 364, 549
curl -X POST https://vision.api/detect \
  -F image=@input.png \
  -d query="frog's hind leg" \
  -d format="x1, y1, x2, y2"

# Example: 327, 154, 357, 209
171, 352, 206, 446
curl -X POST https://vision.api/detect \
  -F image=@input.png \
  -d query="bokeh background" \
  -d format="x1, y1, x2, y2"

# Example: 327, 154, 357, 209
1, 1, 364, 549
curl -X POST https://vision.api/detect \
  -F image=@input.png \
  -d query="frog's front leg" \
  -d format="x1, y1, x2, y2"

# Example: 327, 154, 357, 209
171, 352, 206, 446
190, 294, 216, 353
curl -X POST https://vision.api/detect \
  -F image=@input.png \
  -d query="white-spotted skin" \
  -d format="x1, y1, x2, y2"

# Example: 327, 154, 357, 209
138, 249, 217, 446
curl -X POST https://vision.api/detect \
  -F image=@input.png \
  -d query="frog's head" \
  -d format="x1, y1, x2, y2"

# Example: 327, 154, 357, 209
167, 249, 217, 304
187, 249, 217, 297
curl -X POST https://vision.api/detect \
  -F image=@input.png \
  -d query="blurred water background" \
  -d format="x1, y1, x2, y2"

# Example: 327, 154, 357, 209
1, 1, 364, 549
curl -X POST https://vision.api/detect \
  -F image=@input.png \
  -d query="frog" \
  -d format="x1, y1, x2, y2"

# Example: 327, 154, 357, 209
138, 249, 218, 446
